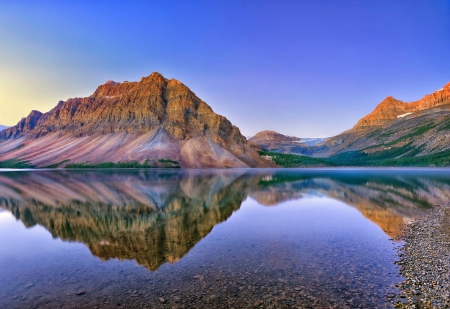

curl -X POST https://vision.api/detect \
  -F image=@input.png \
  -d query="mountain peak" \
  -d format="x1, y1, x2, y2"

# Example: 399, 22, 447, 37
139, 72, 167, 84
0, 73, 274, 168
250, 131, 298, 143
167, 78, 182, 87
28, 110, 43, 117
104, 80, 118, 86
354, 82, 450, 129
382, 95, 397, 102
253, 130, 279, 136
440, 82, 450, 91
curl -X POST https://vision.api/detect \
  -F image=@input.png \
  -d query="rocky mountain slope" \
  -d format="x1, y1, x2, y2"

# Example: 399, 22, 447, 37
311, 82, 450, 160
253, 82, 450, 165
320, 106, 450, 158
354, 82, 450, 128
0, 73, 273, 168
0, 125, 8, 132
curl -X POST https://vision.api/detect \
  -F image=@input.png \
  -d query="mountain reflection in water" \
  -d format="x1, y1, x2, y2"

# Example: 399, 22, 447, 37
0, 169, 448, 271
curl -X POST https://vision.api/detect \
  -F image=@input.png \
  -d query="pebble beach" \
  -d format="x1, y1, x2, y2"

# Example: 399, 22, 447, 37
395, 204, 450, 309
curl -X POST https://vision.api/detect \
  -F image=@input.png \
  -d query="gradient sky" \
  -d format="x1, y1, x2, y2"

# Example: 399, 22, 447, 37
1, 0, 449, 137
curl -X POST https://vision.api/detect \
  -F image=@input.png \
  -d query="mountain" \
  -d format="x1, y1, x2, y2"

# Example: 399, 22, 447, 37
248, 130, 327, 154
258, 82, 450, 166
354, 82, 450, 129
249, 131, 302, 153
0, 125, 8, 132
0, 73, 274, 168
313, 82, 450, 162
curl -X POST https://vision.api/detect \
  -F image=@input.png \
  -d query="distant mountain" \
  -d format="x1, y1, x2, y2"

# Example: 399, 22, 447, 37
0, 73, 274, 168
248, 130, 328, 155
0, 125, 8, 132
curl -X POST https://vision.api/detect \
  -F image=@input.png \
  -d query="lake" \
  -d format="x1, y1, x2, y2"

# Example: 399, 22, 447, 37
1, 168, 449, 308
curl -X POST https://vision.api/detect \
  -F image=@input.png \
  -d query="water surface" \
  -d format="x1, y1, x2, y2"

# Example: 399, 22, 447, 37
1, 168, 449, 308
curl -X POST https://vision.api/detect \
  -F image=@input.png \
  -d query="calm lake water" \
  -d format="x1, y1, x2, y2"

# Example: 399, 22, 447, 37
1, 168, 449, 309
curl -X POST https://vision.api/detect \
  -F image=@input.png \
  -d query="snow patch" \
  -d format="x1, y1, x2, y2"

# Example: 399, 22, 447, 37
397, 112, 413, 119
295, 137, 328, 146
104, 96, 115, 99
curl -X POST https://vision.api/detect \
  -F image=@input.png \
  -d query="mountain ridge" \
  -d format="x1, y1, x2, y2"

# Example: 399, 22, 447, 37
316, 82, 450, 159
249, 81, 450, 166
354, 82, 450, 129
3, 74, 450, 167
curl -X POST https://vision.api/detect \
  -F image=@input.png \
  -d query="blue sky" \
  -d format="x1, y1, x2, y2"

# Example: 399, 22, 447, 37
1, 0, 449, 137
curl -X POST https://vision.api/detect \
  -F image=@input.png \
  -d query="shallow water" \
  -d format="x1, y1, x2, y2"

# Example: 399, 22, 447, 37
1, 168, 449, 308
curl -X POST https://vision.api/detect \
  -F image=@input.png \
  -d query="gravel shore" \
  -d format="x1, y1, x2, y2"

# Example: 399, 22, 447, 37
395, 204, 450, 309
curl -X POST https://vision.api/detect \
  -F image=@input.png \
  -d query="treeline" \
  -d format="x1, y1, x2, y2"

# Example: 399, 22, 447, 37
0, 159, 34, 168
65, 159, 180, 169
258, 150, 334, 167
327, 143, 450, 167
261, 146, 450, 167
66, 161, 153, 169
0, 158, 182, 169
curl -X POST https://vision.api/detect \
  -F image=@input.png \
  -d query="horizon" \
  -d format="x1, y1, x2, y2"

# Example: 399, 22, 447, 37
1, 0, 449, 137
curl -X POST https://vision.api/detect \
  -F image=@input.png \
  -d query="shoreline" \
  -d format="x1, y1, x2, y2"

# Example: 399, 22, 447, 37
394, 204, 450, 308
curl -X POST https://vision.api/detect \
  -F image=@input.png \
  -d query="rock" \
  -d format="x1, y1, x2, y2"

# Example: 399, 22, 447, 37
75, 290, 86, 296
395, 203, 450, 308
158, 297, 166, 303
24, 283, 34, 288
0, 110, 43, 139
